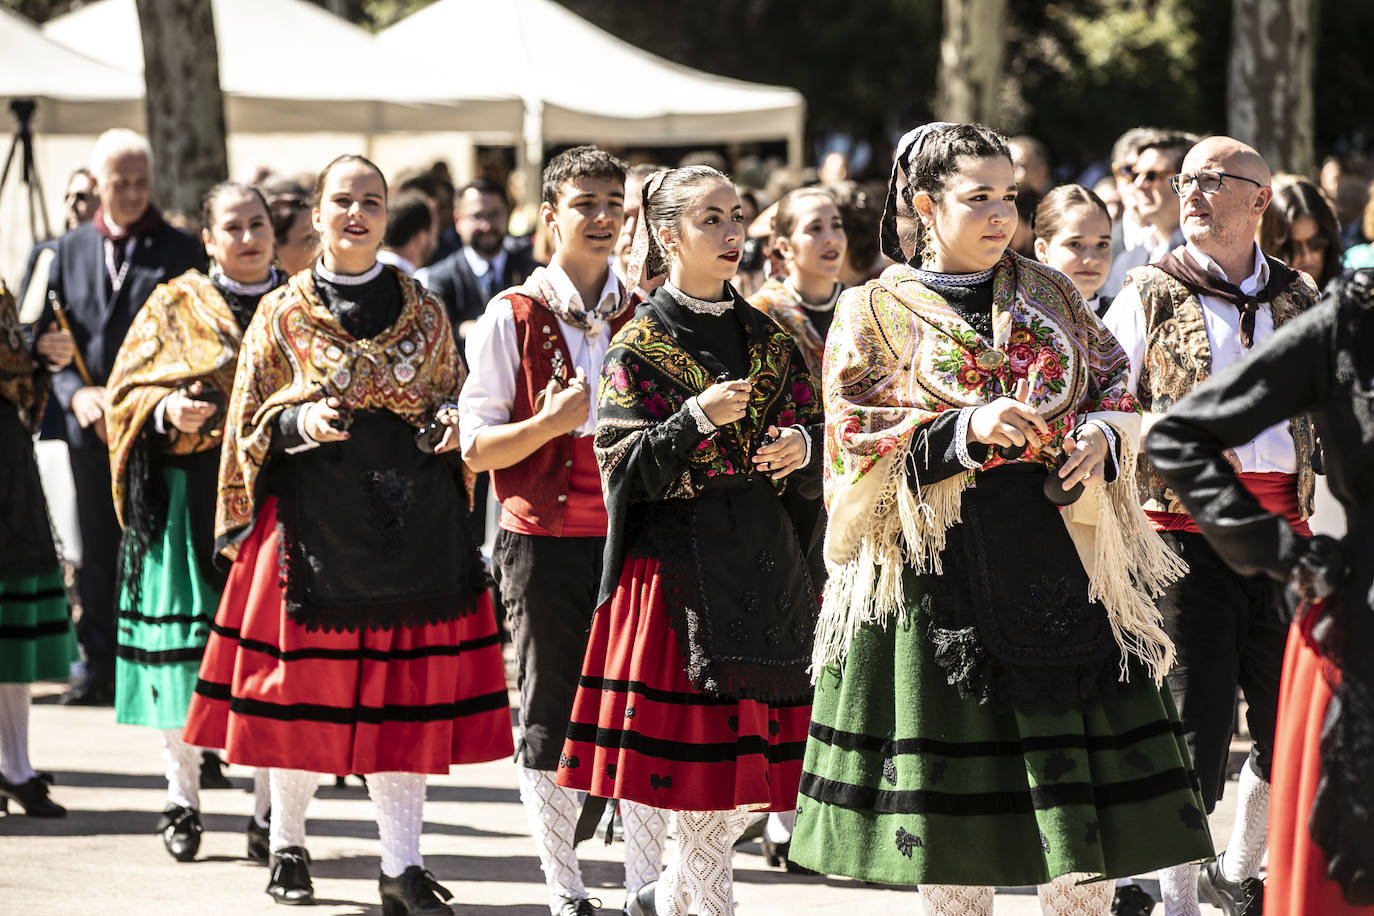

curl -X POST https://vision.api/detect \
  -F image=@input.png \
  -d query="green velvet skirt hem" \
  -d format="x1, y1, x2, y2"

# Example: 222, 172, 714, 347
0, 568, 76, 683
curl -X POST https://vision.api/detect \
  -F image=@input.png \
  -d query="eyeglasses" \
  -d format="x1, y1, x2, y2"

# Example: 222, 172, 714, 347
66, 191, 93, 203
1168, 171, 1265, 197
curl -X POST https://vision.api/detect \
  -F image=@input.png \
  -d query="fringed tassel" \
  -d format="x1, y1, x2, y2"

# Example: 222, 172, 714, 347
1090, 435, 1187, 684
813, 441, 968, 673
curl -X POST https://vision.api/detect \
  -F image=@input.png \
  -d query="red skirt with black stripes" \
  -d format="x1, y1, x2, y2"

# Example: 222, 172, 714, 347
183, 497, 513, 774
554, 555, 810, 812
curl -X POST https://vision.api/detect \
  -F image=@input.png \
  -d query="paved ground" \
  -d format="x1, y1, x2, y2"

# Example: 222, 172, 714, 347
0, 680, 1242, 915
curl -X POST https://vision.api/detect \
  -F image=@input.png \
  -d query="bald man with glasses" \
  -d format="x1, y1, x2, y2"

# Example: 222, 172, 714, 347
1103, 137, 1322, 916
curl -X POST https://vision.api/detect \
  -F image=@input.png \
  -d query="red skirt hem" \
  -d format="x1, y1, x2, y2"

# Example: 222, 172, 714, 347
1267, 623, 1374, 915
184, 497, 513, 775
554, 555, 809, 812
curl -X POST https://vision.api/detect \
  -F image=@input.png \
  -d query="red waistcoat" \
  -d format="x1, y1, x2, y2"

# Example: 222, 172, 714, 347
489, 283, 634, 537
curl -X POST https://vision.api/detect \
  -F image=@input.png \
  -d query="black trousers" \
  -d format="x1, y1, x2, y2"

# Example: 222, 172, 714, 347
491, 529, 603, 771
1156, 530, 1287, 812
68, 445, 121, 685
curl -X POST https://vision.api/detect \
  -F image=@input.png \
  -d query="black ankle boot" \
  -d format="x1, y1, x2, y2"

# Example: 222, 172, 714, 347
0, 775, 67, 817
246, 813, 270, 863
156, 804, 203, 862
267, 846, 315, 906
200, 751, 232, 789
378, 866, 454, 916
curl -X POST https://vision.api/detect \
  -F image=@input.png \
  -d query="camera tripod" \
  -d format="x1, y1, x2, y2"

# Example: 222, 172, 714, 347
0, 99, 52, 244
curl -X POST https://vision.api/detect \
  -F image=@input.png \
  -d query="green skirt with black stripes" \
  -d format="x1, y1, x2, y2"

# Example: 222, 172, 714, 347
0, 567, 76, 683
791, 568, 1215, 887
115, 467, 219, 730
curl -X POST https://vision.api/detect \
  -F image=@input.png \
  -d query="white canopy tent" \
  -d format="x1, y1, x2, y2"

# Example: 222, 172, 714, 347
376, 0, 806, 192
41, 0, 523, 136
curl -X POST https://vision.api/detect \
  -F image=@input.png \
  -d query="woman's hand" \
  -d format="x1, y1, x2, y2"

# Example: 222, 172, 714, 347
434, 403, 461, 454
35, 322, 74, 370
968, 378, 1048, 449
752, 425, 807, 480
72, 385, 107, 443
303, 396, 350, 443
697, 379, 751, 426
166, 381, 219, 435
1058, 423, 1108, 491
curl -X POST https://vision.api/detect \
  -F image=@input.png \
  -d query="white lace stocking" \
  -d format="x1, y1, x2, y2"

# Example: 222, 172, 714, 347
269, 768, 317, 853
252, 767, 270, 828
656, 807, 753, 916
0, 683, 34, 784
368, 771, 426, 878
1158, 862, 1201, 916
1220, 759, 1270, 883
1036, 873, 1114, 916
621, 800, 669, 896
162, 727, 201, 810
516, 765, 587, 910
920, 885, 995, 916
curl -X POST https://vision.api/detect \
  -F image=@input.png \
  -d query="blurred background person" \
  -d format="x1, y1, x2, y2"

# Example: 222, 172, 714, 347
1008, 134, 1052, 195
1343, 192, 1374, 271
1102, 128, 1195, 297
1258, 175, 1343, 291
418, 177, 540, 342
377, 190, 437, 278
267, 193, 318, 277
1033, 183, 1115, 316
1093, 174, 1124, 224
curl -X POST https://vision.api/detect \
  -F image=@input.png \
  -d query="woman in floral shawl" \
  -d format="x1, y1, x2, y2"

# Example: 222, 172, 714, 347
554, 166, 823, 916
104, 182, 280, 864
788, 123, 1213, 915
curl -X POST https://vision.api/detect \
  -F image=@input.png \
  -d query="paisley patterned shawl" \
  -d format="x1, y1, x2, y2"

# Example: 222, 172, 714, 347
0, 280, 45, 430
747, 277, 828, 377
216, 266, 463, 557
816, 252, 1185, 680
106, 270, 247, 527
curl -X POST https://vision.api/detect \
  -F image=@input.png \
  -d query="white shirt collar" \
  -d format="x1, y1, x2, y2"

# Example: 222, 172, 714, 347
544, 259, 621, 320
103, 211, 128, 239
376, 249, 416, 277
1184, 241, 1269, 294
462, 244, 507, 280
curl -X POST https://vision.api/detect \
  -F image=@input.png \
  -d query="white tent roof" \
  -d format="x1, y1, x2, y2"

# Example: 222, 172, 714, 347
0, 7, 143, 133
376, 0, 804, 154
42, 0, 523, 134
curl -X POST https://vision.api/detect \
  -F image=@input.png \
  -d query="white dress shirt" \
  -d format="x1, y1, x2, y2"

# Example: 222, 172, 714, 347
1103, 242, 1296, 473
376, 249, 417, 277
458, 262, 621, 454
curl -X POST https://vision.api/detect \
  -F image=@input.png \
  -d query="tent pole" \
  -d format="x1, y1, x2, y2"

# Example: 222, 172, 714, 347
516, 99, 543, 231
787, 102, 805, 169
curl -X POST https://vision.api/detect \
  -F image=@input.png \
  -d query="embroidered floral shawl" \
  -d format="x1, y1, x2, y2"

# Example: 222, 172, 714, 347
106, 271, 247, 527
747, 277, 828, 377
817, 252, 1185, 681
216, 266, 462, 557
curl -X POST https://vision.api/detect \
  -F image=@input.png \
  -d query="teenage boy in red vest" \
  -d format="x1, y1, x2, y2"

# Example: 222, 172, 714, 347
459, 147, 664, 916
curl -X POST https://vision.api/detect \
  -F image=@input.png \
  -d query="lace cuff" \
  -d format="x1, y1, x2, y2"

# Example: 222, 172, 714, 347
954, 406, 983, 470
685, 397, 717, 435
1083, 418, 1118, 476
285, 403, 322, 455
789, 424, 813, 467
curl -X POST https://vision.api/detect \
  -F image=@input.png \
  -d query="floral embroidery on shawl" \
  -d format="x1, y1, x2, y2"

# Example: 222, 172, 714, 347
216, 266, 462, 557
817, 252, 1181, 680
106, 270, 246, 527
748, 277, 828, 377
0, 281, 44, 430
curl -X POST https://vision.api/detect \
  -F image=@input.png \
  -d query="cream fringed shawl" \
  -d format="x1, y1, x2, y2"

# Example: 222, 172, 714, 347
816, 253, 1186, 683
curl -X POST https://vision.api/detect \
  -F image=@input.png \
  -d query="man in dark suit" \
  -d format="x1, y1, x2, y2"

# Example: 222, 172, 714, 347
32, 129, 202, 705
416, 177, 540, 342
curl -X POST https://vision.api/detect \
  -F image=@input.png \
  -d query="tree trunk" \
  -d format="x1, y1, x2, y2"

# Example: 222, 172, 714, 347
935, 0, 1008, 125
1228, 0, 1317, 176
134, 0, 228, 222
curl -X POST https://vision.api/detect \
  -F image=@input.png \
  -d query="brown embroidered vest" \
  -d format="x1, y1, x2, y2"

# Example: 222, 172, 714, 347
1124, 260, 1320, 517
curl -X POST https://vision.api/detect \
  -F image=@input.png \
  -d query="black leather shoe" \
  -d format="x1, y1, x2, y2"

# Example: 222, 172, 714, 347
379, 866, 454, 915
1198, 858, 1264, 916
556, 897, 602, 916
0, 774, 67, 817
156, 804, 203, 862
267, 846, 315, 905
1111, 881, 1156, 916
625, 882, 657, 916
200, 751, 233, 789
59, 676, 114, 706
246, 813, 270, 863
